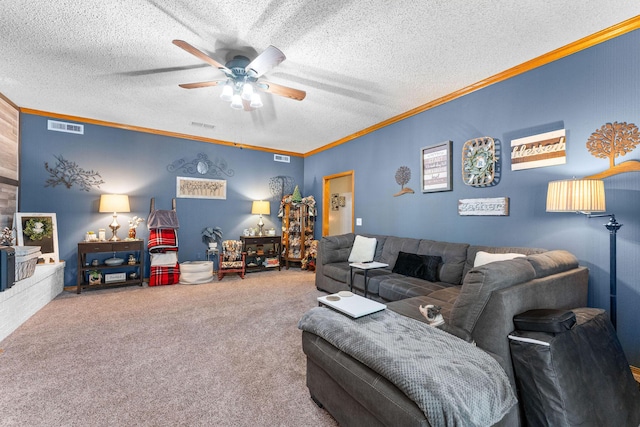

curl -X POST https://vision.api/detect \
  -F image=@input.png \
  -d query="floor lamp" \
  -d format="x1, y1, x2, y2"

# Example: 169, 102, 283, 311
546, 178, 621, 329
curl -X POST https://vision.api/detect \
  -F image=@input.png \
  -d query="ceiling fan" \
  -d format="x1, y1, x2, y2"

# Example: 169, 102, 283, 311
172, 40, 306, 111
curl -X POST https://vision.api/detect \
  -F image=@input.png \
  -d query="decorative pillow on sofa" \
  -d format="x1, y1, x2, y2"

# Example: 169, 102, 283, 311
348, 235, 377, 263
474, 251, 525, 267
392, 251, 442, 282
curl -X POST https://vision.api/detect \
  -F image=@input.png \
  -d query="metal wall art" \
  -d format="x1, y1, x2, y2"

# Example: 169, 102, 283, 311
269, 176, 295, 201
167, 153, 235, 178
511, 129, 566, 171
458, 197, 509, 216
421, 141, 452, 193
176, 176, 226, 199
44, 155, 104, 191
462, 137, 497, 186
585, 121, 640, 179
394, 166, 414, 196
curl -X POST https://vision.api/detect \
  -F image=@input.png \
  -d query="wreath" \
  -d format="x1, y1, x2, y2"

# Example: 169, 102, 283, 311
463, 146, 495, 185
23, 217, 53, 241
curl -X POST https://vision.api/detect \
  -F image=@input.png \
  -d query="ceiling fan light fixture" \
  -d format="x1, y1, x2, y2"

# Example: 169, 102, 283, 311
230, 94, 243, 109
250, 92, 263, 109
241, 83, 254, 101
220, 83, 233, 102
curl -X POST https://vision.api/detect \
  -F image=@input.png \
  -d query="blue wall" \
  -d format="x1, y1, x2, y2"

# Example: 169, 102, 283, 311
19, 115, 303, 285
305, 29, 640, 365
18, 29, 640, 365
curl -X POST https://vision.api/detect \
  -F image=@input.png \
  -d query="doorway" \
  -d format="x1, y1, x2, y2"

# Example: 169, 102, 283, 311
322, 171, 354, 236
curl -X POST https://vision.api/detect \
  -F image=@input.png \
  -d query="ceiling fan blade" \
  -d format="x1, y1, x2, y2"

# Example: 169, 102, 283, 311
257, 81, 306, 101
246, 45, 286, 78
172, 40, 232, 74
178, 80, 226, 89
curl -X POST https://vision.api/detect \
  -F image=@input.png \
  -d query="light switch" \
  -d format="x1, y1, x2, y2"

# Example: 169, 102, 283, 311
356, 218, 362, 226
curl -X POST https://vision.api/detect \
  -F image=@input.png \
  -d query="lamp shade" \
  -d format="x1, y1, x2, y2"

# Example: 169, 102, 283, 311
546, 179, 606, 213
251, 200, 270, 216
99, 194, 131, 213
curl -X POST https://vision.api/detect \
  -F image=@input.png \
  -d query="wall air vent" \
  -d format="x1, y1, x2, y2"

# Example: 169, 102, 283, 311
47, 120, 84, 135
274, 154, 290, 163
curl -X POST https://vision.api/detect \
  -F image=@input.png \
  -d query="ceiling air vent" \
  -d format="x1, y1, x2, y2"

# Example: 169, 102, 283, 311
190, 121, 216, 129
47, 120, 84, 135
274, 154, 290, 163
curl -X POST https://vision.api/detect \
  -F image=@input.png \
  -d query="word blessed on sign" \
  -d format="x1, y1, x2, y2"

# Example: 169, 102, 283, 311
511, 129, 566, 170
458, 197, 509, 216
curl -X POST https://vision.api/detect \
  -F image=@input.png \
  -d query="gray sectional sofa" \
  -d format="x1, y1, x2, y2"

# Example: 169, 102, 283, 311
303, 233, 589, 426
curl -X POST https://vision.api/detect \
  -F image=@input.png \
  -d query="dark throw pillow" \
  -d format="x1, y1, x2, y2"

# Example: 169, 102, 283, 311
392, 251, 442, 282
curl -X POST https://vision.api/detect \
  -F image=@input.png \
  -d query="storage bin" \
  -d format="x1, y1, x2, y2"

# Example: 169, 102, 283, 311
179, 261, 213, 284
13, 246, 42, 281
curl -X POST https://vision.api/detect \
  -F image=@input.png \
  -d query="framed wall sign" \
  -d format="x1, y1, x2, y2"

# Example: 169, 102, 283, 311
176, 176, 226, 199
421, 141, 453, 193
458, 197, 510, 216
511, 129, 566, 171
15, 212, 60, 263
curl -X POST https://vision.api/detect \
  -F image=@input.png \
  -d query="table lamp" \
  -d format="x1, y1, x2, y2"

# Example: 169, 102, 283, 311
546, 178, 622, 328
251, 200, 270, 236
99, 194, 131, 241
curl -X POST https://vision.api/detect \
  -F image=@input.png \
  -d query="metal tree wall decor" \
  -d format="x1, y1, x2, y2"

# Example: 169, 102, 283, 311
462, 137, 497, 187
585, 122, 640, 179
167, 153, 235, 178
44, 155, 104, 191
269, 176, 295, 201
393, 166, 414, 196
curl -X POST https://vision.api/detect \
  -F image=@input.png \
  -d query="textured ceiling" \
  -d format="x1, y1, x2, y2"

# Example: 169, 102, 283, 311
1, 1, 639, 155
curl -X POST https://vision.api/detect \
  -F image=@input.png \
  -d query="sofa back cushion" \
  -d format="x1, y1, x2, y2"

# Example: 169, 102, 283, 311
362, 234, 388, 261
320, 233, 356, 264
526, 250, 579, 277
450, 258, 536, 334
417, 239, 470, 285
379, 236, 421, 268
463, 245, 547, 278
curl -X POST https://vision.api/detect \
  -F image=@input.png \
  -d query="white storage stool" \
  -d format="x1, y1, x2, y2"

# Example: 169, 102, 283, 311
179, 261, 213, 284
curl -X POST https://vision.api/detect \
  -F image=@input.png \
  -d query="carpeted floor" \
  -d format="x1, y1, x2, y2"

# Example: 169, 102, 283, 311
0, 270, 339, 427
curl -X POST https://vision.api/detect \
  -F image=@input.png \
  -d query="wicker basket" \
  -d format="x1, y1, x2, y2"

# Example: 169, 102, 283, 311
16, 256, 39, 281
13, 246, 42, 281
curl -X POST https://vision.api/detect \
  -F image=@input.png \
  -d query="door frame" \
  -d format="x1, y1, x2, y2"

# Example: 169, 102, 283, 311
322, 170, 354, 236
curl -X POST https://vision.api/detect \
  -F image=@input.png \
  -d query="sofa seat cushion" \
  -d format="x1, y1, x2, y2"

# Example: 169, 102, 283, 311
350, 268, 392, 295
386, 295, 456, 324
425, 287, 461, 305
378, 275, 455, 301
323, 262, 352, 284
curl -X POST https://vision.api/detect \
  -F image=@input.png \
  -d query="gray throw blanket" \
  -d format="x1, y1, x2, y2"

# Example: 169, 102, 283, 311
298, 307, 516, 427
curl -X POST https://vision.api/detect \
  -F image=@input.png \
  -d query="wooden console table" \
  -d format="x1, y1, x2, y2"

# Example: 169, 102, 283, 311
76, 240, 144, 294
240, 236, 282, 273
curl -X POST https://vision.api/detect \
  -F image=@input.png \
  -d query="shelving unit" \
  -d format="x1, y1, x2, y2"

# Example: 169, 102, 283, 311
282, 202, 315, 269
76, 240, 144, 294
240, 236, 281, 273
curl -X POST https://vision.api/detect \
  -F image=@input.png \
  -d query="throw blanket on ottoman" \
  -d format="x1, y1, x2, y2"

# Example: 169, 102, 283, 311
298, 307, 516, 427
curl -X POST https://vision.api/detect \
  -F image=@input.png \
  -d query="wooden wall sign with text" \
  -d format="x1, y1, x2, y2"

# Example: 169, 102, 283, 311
458, 197, 509, 216
511, 129, 566, 170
